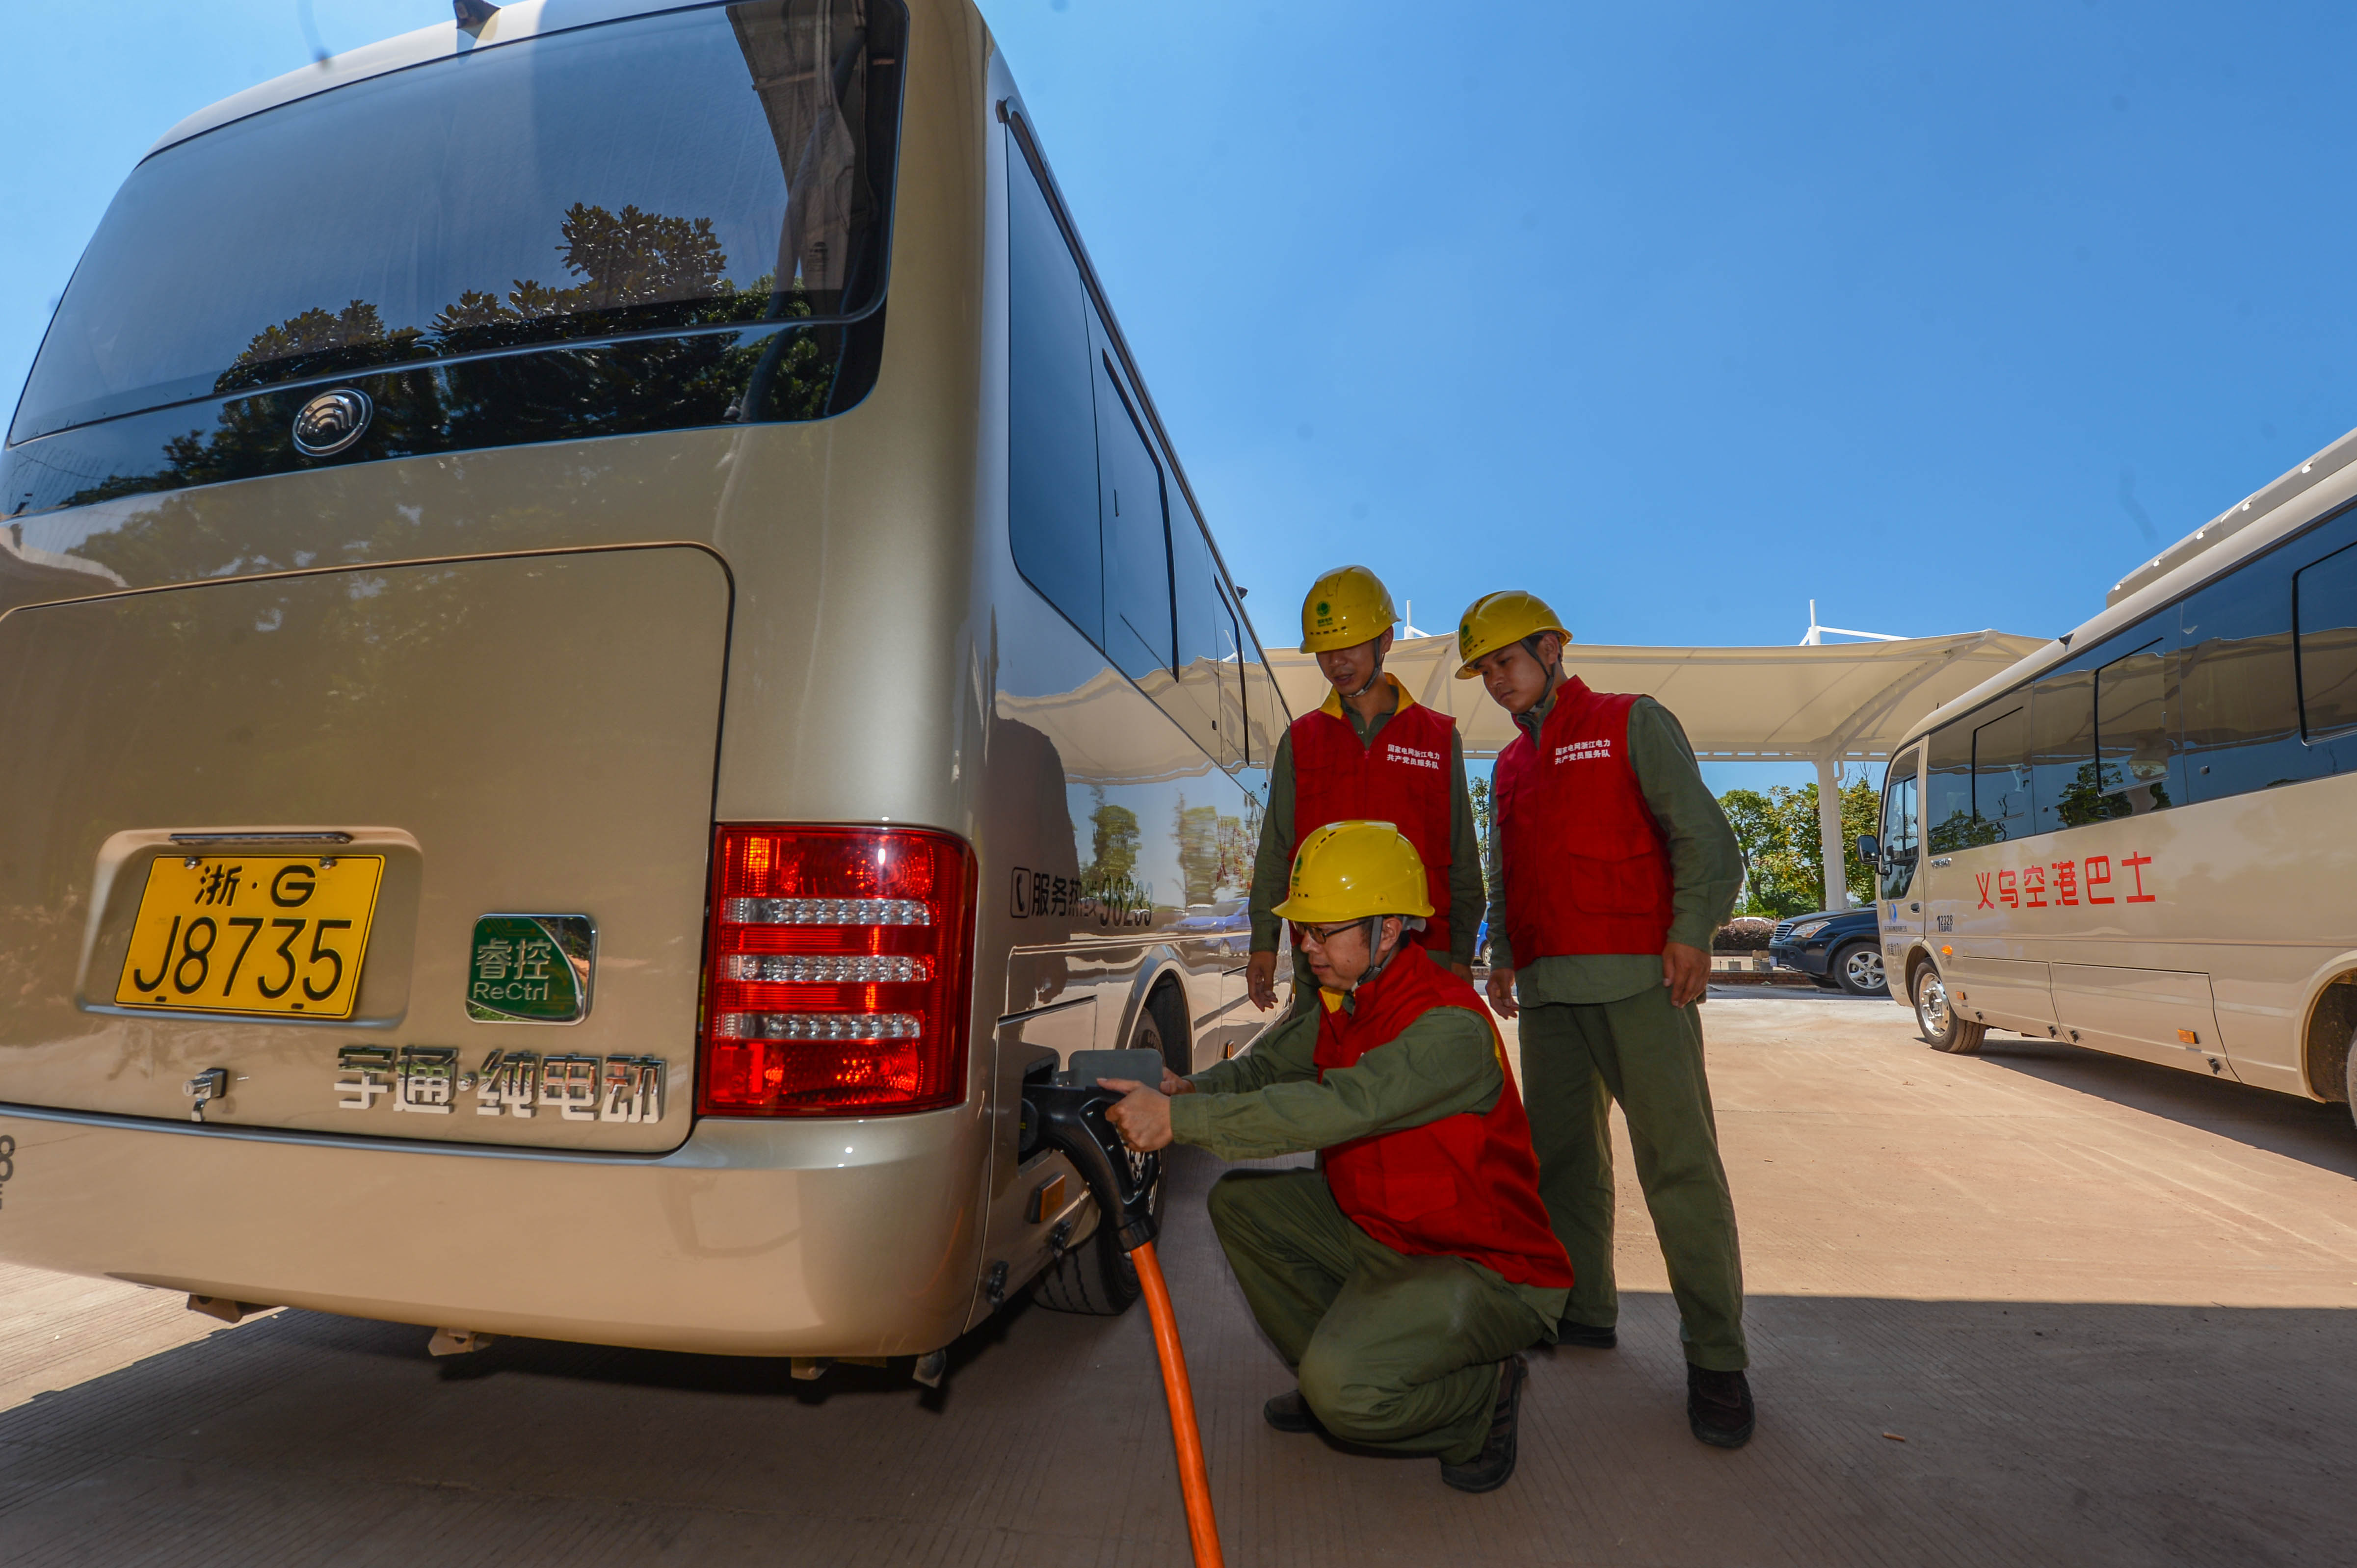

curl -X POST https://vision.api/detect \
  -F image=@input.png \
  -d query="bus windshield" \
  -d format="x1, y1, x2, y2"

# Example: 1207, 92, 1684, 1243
11, 0, 904, 443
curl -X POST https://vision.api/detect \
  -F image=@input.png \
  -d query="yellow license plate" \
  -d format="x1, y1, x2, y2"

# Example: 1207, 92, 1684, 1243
115, 854, 384, 1019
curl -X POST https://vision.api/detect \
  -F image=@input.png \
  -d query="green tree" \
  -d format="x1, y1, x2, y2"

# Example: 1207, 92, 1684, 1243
1718, 776, 1880, 917
1173, 796, 1247, 906
232, 299, 398, 367
1088, 791, 1140, 881
430, 202, 733, 339
1176, 800, 1220, 906
1837, 776, 1880, 904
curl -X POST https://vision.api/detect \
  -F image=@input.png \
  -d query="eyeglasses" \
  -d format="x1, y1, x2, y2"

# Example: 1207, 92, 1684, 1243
1298, 920, 1370, 949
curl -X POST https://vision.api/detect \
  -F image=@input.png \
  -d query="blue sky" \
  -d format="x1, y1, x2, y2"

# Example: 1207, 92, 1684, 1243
7, 2, 2356, 793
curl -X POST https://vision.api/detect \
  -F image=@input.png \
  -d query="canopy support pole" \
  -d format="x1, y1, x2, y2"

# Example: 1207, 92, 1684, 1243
1814, 755, 1850, 913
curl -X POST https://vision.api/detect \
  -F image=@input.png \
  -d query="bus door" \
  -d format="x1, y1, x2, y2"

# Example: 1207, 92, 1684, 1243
1877, 748, 1925, 956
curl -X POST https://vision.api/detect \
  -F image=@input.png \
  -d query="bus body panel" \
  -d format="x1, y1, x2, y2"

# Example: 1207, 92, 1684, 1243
2051, 966, 2225, 1075
0, 546, 726, 1149
0, 1106, 985, 1357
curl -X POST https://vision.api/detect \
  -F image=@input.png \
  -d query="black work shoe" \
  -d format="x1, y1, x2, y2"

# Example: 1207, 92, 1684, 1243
1439, 1354, 1527, 1493
1555, 1319, 1617, 1349
1263, 1388, 1325, 1435
1687, 1364, 1755, 1449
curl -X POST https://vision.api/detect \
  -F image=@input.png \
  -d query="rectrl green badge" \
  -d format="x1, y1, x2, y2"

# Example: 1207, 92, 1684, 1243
468, 914, 595, 1023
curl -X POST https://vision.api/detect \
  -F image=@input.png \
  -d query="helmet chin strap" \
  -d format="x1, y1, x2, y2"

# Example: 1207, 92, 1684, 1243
1353, 916, 1403, 988
1344, 658, 1386, 702
1518, 634, 1564, 702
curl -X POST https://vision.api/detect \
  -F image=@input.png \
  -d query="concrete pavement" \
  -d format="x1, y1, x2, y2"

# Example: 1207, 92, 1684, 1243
1, 991, 2352, 1566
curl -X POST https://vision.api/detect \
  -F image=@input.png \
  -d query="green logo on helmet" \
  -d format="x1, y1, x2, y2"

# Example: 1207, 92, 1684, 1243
1316, 601, 1331, 618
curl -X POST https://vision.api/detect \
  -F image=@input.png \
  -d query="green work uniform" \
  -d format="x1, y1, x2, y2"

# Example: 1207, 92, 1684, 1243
1244, 675, 1485, 1064
1170, 990, 1564, 1464
1485, 686, 1751, 1371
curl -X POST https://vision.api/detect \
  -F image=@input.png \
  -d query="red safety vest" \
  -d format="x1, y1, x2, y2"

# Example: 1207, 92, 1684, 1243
1493, 677, 1675, 961
1289, 681, 1459, 954
1313, 953, 1574, 1289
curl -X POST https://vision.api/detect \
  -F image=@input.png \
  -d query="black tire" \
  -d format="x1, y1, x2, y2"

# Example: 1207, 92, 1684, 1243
1831, 940, 1887, 996
1912, 962, 1986, 1054
2345, 1027, 2357, 1137
1032, 985, 1184, 1315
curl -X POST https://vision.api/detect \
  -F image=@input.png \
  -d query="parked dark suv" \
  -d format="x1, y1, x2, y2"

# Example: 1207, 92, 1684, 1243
1768, 908, 1887, 994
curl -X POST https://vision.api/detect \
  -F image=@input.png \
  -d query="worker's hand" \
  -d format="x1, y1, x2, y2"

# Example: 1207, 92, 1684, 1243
1452, 961, 1475, 984
1662, 941, 1710, 1008
1097, 1078, 1174, 1151
1487, 964, 1519, 1019
1160, 1067, 1195, 1096
1245, 949, 1280, 1011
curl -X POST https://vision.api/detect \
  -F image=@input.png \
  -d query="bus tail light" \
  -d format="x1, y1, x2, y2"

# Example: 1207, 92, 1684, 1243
698, 826, 976, 1116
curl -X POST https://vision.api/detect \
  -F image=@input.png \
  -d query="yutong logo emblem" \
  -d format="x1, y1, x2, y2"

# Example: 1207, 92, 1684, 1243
291, 389, 372, 456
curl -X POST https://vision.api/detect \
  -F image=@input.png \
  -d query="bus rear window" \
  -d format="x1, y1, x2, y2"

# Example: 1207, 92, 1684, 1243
11, 0, 904, 443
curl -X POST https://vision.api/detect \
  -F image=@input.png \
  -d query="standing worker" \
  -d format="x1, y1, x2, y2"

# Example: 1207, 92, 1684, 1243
1100, 821, 1573, 1492
1245, 566, 1485, 1027
1455, 589, 1756, 1449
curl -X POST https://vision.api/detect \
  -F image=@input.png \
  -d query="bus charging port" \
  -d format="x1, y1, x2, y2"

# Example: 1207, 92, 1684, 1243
1025, 1055, 1164, 1257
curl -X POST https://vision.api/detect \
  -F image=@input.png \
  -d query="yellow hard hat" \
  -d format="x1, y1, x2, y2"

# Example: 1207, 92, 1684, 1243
1454, 589, 1571, 678
1272, 819, 1434, 923
1299, 565, 1398, 654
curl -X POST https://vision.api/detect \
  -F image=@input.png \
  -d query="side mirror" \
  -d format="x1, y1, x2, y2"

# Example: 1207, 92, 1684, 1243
1854, 834, 1880, 867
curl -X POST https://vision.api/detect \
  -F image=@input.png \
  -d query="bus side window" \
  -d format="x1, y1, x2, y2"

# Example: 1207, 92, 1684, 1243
1092, 338, 1175, 683
2294, 541, 2357, 739
2180, 547, 2304, 801
1237, 620, 1286, 769
1880, 755, 1919, 900
1006, 143, 1104, 648
1924, 720, 1974, 852
1972, 705, 2031, 840
2029, 668, 2098, 834
1166, 506, 1233, 764
2092, 638, 2176, 816
1218, 583, 1250, 767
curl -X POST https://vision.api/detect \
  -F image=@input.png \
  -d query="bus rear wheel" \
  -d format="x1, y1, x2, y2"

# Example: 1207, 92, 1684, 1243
1032, 985, 1183, 1316
1913, 964, 1986, 1054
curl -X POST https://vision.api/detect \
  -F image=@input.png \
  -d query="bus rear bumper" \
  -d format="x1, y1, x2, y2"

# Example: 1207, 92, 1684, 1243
0, 1105, 987, 1358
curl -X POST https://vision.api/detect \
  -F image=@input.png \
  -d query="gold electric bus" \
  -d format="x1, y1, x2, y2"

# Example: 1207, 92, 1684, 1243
0, 0, 1287, 1360
1867, 425, 2357, 1130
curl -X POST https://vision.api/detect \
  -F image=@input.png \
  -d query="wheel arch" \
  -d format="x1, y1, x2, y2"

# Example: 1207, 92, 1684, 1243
1108, 950, 1193, 1057
1900, 941, 1939, 1001
2295, 962, 2357, 1103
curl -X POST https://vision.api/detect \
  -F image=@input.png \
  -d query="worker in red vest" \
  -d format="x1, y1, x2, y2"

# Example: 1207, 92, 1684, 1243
1244, 566, 1484, 1026
1102, 821, 1570, 1493
1456, 589, 1756, 1450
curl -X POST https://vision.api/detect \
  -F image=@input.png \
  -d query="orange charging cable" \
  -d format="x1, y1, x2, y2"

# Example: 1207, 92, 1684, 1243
1131, 1240, 1224, 1568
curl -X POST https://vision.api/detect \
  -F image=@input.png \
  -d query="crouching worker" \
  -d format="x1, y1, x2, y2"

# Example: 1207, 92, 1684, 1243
1100, 821, 1572, 1493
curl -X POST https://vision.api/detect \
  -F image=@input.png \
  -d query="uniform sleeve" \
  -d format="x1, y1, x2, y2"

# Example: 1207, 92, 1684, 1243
1445, 731, 1485, 969
1183, 1003, 1317, 1096
1166, 1004, 1502, 1162
1627, 698, 1742, 951
1248, 730, 1297, 954
1483, 788, 1512, 970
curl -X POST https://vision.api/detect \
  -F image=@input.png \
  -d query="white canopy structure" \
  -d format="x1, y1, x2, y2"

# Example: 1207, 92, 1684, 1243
1267, 628, 2047, 911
